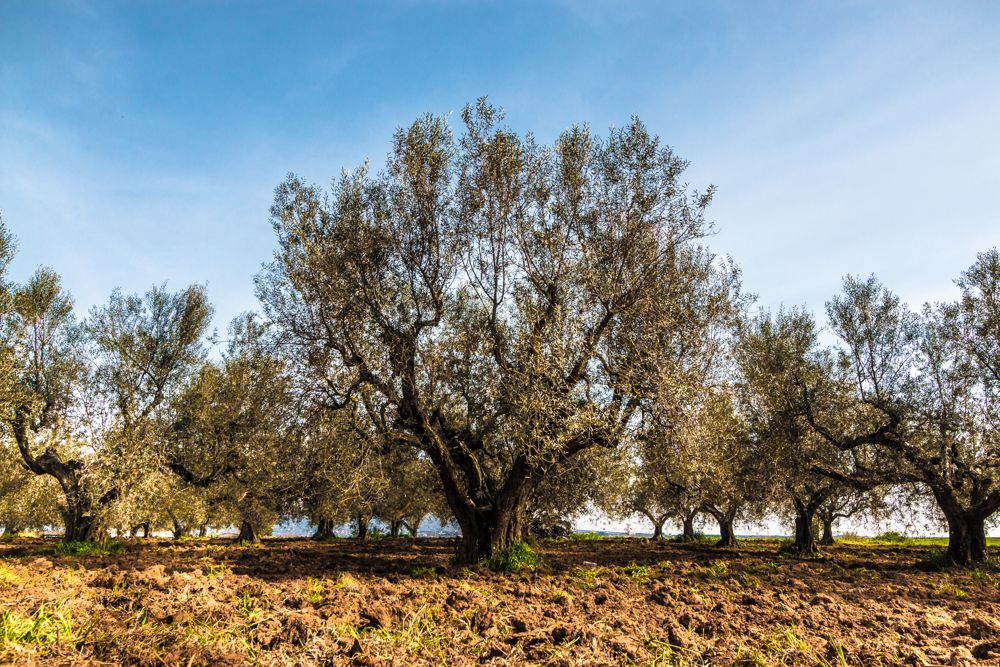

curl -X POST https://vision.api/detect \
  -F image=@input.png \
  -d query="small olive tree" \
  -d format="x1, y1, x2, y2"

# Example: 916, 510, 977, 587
735, 308, 859, 556
165, 315, 298, 544
5, 262, 210, 542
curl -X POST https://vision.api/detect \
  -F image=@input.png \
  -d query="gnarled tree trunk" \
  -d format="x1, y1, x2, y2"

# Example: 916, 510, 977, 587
450, 472, 532, 565
704, 505, 738, 548
680, 509, 698, 541
791, 499, 819, 557
62, 498, 100, 543
389, 520, 403, 538
717, 516, 736, 548
819, 516, 835, 545
642, 512, 668, 540
312, 518, 335, 540
172, 520, 188, 540
235, 519, 259, 544
943, 509, 987, 565
14, 415, 109, 544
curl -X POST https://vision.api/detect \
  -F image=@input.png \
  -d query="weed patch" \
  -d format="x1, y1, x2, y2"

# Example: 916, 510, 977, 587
0, 604, 73, 647
55, 540, 123, 557
488, 541, 539, 572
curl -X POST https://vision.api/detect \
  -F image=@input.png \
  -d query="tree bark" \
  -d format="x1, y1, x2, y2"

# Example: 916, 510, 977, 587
681, 511, 697, 541
792, 506, 818, 557
819, 517, 835, 545
717, 516, 736, 548
642, 512, 667, 540
172, 519, 188, 540
355, 514, 371, 541
452, 481, 531, 564
312, 518, 335, 540
703, 505, 738, 548
197, 523, 207, 538
943, 510, 987, 565
62, 500, 99, 543
235, 519, 259, 544
389, 520, 403, 538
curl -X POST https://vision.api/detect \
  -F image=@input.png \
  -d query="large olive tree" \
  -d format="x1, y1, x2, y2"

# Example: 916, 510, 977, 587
806, 264, 1000, 564
258, 100, 722, 563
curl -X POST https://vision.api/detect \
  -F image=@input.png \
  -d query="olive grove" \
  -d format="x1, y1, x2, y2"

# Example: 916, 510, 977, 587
0, 101, 995, 568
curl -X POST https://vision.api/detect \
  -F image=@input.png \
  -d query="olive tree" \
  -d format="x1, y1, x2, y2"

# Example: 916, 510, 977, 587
0, 440, 60, 536
735, 308, 858, 556
373, 446, 444, 537
5, 261, 211, 542
814, 485, 888, 545
296, 410, 384, 540
806, 266, 1000, 564
688, 388, 768, 547
258, 100, 723, 563
165, 315, 298, 544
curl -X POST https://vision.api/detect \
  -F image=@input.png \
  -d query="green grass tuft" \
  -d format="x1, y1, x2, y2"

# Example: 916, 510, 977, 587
0, 604, 73, 647
568, 531, 602, 541
411, 566, 437, 579
55, 540, 123, 557
488, 541, 540, 572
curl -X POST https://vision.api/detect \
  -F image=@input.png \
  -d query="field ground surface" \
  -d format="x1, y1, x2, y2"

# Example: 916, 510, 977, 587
0, 536, 998, 666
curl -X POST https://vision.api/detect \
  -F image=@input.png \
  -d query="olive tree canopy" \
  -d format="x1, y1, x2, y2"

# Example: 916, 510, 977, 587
258, 100, 727, 562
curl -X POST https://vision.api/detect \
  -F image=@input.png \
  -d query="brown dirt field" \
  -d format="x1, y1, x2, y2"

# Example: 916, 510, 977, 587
0, 537, 997, 666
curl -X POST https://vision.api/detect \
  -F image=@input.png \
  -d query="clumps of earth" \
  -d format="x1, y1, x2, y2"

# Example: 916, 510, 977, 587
0, 537, 997, 665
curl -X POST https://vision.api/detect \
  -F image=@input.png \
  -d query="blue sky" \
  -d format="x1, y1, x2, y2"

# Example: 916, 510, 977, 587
2, 1, 999, 338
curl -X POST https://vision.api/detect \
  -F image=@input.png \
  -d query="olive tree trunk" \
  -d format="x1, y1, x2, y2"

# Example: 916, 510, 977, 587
449, 469, 532, 565
704, 505, 738, 548
791, 504, 819, 557
312, 518, 335, 540
717, 517, 736, 548
354, 514, 371, 541
819, 517, 835, 546
680, 510, 698, 541
235, 519, 259, 544
943, 510, 987, 565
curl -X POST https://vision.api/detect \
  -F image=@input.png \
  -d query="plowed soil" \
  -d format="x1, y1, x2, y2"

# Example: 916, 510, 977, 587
0, 536, 997, 666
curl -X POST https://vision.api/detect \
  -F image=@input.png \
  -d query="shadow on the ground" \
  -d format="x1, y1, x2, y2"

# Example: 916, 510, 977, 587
0, 535, 982, 583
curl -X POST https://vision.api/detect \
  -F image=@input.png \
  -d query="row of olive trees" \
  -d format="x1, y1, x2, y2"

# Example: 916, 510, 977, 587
0, 219, 448, 543
1, 99, 996, 566
612, 250, 999, 565
252, 99, 1000, 565
254, 99, 926, 564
